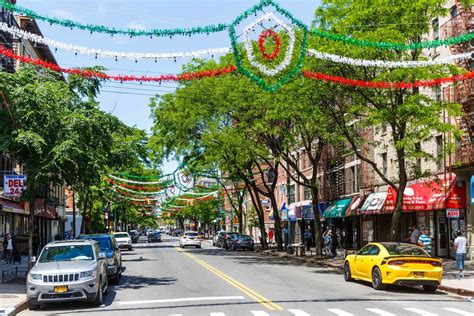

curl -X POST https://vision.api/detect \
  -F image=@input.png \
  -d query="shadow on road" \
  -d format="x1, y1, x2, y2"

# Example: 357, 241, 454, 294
37, 288, 117, 313
117, 275, 177, 290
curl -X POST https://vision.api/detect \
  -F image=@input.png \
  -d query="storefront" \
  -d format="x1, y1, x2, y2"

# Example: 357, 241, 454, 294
384, 177, 467, 258
359, 192, 389, 245
323, 196, 361, 249
0, 197, 29, 254
34, 198, 58, 254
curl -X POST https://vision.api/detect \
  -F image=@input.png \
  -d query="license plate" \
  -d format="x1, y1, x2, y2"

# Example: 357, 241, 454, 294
414, 272, 424, 278
54, 286, 68, 293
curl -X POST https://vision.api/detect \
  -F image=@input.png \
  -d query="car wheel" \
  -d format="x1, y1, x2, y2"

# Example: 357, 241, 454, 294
128, 246, 132, 251
371, 267, 386, 290
28, 300, 41, 310
93, 278, 104, 306
231, 244, 236, 251
423, 284, 438, 292
344, 262, 354, 282
111, 267, 120, 285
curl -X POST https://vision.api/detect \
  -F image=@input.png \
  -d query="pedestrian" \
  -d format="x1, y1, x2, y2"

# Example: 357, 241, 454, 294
418, 227, 433, 256
304, 229, 313, 251
408, 225, 421, 244
453, 231, 467, 278
3, 233, 14, 264
268, 229, 274, 244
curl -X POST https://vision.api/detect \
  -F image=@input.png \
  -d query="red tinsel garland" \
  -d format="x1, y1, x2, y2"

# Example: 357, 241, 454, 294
0, 45, 236, 82
303, 70, 474, 89
258, 30, 281, 61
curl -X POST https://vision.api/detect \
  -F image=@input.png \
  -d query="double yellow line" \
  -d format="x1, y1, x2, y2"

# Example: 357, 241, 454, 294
175, 247, 283, 311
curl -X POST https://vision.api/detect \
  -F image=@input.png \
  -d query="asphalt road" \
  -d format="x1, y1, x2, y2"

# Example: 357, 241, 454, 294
19, 236, 473, 316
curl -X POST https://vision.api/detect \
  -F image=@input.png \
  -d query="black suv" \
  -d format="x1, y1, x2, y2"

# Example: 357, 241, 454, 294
217, 232, 239, 249
78, 234, 122, 284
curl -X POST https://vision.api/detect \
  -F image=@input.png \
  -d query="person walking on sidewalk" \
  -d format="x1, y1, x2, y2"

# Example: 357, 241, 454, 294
408, 225, 421, 244
3, 233, 14, 264
304, 229, 313, 251
453, 231, 467, 278
418, 227, 433, 256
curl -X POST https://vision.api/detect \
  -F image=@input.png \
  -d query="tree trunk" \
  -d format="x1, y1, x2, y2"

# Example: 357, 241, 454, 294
390, 152, 408, 241
72, 192, 76, 238
28, 197, 36, 270
311, 186, 323, 257
269, 193, 283, 251
247, 184, 267, 249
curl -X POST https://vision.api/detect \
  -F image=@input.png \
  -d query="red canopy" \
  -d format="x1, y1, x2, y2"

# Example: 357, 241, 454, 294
385, 178, 466, 212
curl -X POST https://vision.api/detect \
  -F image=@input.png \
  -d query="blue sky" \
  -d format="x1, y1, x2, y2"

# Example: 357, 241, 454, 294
19, 0, 321, 172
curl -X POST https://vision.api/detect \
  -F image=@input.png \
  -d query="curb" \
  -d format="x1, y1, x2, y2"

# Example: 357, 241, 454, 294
255, 249, 472, 296
3, 297, 27, 316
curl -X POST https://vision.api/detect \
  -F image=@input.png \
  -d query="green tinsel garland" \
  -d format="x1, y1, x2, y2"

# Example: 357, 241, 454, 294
0, 0, 227, 37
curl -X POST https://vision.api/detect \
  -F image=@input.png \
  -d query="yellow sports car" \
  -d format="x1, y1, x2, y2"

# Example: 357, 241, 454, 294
344, 242, 442, 292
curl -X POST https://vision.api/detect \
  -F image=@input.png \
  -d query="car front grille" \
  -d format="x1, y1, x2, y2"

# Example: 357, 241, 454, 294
43, 273, 80, 283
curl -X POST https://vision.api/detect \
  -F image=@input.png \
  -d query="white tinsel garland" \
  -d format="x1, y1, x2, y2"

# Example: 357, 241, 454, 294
307, 49, 473, 68
108, 175, 163, 185
0, 22, 230, 61
243, 13, 295, 76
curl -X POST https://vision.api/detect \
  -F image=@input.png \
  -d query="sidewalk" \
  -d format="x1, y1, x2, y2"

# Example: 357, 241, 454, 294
257, 247, 474, 296
0, 256, 28, 316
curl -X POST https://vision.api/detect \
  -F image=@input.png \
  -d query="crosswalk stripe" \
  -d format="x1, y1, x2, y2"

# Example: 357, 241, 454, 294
366, 308, 396, 316
210, 313, 226, 316
327, 309, 354, 316
250, 312, 270, 316
443, 308, 474, 316
288, 309, 311, 316
404, 308, 437, 316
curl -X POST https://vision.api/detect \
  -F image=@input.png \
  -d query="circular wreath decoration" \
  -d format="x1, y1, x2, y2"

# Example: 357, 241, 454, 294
258, 29, 281, 61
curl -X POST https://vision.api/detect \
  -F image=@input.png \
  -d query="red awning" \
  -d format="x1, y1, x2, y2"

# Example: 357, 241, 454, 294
385, 178, 466, 212
0, 197, 26, 215
34, 198, 57, 219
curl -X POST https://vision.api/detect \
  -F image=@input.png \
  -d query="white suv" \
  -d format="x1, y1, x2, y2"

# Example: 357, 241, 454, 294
179, 231, 201, 248
113, 232, 133, 251
26, 240, 108, 310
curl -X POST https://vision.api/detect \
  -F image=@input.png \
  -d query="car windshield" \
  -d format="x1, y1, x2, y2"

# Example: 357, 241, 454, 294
382, 243, 428, 256
185, 232, 199, 237
81, 237, 111, 251
114, 233, 129, 238
39, 245, 94, 262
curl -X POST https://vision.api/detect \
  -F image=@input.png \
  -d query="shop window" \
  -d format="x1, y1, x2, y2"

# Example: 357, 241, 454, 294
304, 186, 312, 200
436, 135, 443, 172
450, 5, 458, 18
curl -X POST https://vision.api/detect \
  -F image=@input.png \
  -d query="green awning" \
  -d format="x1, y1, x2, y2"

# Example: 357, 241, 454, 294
323, 198, 352, 218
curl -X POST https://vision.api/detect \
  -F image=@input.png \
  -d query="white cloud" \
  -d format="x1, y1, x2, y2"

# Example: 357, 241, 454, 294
126, 20, 147, 30
50, 9, 77, 20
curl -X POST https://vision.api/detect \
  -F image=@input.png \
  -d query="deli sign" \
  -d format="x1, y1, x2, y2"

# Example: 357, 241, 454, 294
3, 174, 27, 197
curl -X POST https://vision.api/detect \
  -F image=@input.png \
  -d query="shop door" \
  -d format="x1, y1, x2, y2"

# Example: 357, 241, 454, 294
436, 211, 448, 257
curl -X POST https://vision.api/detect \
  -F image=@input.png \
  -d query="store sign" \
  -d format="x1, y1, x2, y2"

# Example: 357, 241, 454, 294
3, 174, 27, 197
446, 208, 461, 218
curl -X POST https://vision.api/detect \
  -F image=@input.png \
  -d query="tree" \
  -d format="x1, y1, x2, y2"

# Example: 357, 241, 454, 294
314, 0, 464, 240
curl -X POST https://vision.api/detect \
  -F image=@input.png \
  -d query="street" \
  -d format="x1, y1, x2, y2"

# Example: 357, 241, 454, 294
18, 236, 473, 316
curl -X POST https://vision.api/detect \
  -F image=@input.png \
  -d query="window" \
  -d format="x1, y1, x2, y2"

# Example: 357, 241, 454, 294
436, 135, 443, 172
450, 5, 458, 18
304, 186, 312, 200
288, 184, 296, 204
381, 153, 388, 177
358, 245, 380, 256
432, 18, 439, 40
415, 142, 422, 170
351, 166, 358, 193
434, 86, 441, 102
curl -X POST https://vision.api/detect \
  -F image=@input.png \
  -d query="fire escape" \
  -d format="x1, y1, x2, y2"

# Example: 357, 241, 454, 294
0, 1, 17, 73
441, 0, 474, 167
321, 144, 346, 202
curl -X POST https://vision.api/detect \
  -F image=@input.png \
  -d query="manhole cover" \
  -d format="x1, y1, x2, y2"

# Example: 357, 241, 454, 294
0, 295, 18, 298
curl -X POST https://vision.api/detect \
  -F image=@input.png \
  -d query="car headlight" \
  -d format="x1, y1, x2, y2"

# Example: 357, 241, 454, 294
107, 258, 115, 265
80, 270, 96, 279
29, 273, 42, 281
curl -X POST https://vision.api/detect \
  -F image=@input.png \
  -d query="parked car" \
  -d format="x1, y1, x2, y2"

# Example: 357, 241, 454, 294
227, 234, 254, 251
344, 242, 442, 292
213, 231, 225, 246
148, 231, 162, 243
129, 231, 139, 244
27, 240, 108, 310
113, 232, 133, 251
78, 234, 122, 284
173, 229, 183, 237
217, 232, 239, 248
179, 231, 201, 248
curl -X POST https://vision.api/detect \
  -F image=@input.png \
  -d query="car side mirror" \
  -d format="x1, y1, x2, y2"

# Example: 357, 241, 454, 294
98, 252, 107, 260
30, 256, 36, 263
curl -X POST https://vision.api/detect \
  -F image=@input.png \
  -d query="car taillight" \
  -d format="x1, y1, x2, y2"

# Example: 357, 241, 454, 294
388, 260, 406, 266
430, 261, 442, 267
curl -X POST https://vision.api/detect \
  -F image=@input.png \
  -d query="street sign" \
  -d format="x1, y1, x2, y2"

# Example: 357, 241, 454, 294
446, 209, 461, 218
3, 174, 27, 197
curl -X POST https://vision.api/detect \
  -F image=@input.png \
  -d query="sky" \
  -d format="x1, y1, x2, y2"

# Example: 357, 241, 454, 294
19, 0, 321, 172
